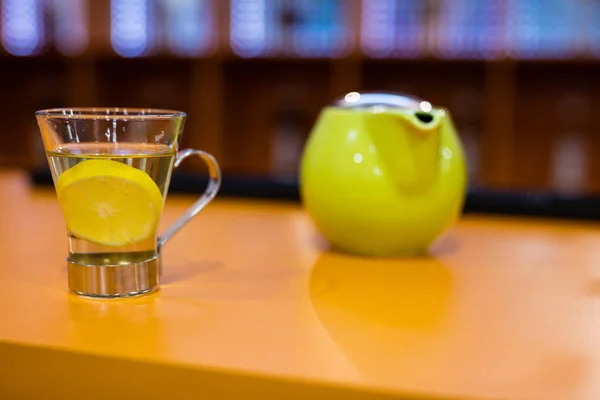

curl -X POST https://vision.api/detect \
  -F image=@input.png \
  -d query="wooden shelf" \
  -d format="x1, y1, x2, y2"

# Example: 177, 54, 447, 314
1, 0, 600, 196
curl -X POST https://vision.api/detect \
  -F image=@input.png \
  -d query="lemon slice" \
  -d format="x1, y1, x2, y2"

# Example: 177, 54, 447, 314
56, 159, 163, 247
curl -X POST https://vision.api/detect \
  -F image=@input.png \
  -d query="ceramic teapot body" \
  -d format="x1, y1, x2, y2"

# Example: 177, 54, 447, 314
299, 93, 467, 257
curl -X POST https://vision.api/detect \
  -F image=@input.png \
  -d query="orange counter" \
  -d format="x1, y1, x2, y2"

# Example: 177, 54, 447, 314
1, 170, 599, 400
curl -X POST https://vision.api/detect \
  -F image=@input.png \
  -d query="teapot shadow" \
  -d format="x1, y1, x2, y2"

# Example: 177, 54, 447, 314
314, 232, 461, 260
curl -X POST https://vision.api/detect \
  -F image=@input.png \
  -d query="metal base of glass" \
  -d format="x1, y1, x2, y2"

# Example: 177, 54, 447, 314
68, 256, 159, 298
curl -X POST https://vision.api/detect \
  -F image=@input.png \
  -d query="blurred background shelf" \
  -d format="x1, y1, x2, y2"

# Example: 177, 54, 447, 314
2, 0, 600, 200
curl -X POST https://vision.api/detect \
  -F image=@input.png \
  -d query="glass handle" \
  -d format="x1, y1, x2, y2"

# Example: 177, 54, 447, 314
158, 149, 221, 251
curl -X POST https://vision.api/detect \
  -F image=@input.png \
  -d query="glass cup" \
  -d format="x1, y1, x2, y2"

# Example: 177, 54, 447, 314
36, 108, 221, 298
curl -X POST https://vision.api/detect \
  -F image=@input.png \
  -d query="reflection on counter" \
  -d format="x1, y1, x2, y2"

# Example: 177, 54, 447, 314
309, 251, 453, 333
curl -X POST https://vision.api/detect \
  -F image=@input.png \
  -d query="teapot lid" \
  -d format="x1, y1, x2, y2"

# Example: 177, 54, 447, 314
333, 91, 433, 112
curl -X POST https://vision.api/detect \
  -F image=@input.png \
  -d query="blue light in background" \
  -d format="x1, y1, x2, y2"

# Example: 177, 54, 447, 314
436, 0, 504, 59
111, 0, 155, 58
361, 0, 428, 58
361, 0, 396, 58
161, 0, 214, 56
506, 0, 580, 59
586, 0, 600, 58
231, 0, 283, 57
292, 0, 350, 58
51, 0, 88, 56
230, 0, 270, 57
393, 0, 427, 57
1, 0, 44, 56
1, 0, 594, 61
359, 0, 592, 60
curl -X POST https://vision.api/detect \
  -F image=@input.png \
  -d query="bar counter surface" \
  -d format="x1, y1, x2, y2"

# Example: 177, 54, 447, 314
1, 170, 600, 400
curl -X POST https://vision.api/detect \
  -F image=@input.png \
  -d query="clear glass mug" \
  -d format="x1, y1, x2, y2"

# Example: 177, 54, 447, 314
36, 108, 221, 298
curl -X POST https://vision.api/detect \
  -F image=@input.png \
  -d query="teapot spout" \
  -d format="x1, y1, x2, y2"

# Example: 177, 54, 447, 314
366, 109, 443, 194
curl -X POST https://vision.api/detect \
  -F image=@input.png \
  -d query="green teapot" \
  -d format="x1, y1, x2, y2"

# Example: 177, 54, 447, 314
299, 92, 467, 257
